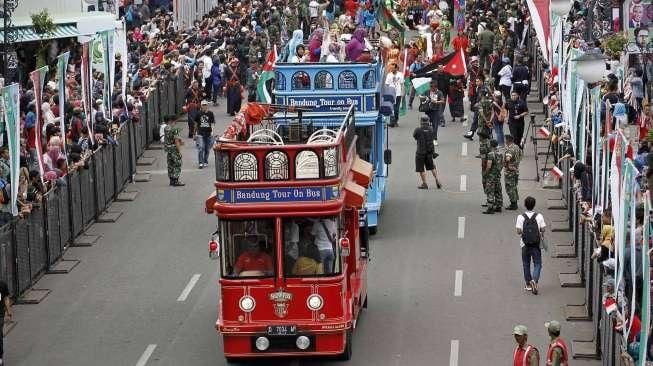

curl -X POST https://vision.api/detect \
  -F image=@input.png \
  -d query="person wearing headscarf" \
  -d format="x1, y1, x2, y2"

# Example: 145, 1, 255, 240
284, 29, 304, 62
326, 43, 342, 63
308, 28, 324, 63
345, 28, 366, 62
41, 102, 61, 136
43, 136, 65, 178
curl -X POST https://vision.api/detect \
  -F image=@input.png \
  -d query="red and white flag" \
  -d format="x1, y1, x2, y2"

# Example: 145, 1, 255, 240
538, 126, 551, 138
524, 0, 551, 63
551, 165, 564, 178
442, 49, 467, 76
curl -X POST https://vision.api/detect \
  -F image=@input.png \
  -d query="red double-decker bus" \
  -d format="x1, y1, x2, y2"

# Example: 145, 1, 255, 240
205, 104, 373, 361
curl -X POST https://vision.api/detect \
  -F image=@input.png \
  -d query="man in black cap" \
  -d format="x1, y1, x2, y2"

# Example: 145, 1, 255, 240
413, 116, 442, 189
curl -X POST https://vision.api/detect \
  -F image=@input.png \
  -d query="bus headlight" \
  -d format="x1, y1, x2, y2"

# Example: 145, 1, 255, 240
307, 294, 323, 311
239, 296, 256, 312
255, 336, 270, 351
296, 335, 311, 350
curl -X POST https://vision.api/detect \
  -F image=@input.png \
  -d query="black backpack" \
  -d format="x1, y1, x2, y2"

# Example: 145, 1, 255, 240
521, 213, 541, 247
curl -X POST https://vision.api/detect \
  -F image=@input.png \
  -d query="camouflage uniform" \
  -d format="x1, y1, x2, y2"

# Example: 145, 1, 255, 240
164, 125, 182, 182
486, 148, 503, 210
478, 95, 493, 191
503, 142, 522, 205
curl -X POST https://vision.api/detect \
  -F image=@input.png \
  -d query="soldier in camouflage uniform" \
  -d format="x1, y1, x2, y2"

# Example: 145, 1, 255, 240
478, 89, 493, 205
164, 116, 185, 187
483, 140, 503, 214
503, 134, 522, 210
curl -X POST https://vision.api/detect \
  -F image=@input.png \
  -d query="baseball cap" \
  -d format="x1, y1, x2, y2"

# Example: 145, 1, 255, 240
513, 325, 528, 336
545, 320, 561, 333
201, 100, 209, 106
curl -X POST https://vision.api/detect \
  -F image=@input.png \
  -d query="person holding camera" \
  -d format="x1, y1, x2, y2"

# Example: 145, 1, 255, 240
413, 116, 443, 190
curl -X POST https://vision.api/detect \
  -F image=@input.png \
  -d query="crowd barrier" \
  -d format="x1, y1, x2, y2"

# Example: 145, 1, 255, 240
0, 75, 187, 299
527, 34, 631, 364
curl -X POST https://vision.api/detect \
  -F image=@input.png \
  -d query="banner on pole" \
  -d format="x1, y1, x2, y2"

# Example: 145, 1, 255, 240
1, 83, 20, 216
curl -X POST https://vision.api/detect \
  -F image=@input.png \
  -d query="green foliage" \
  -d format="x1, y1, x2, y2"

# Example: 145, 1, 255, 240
30, 9, 55, 35
602, 33, 628, 59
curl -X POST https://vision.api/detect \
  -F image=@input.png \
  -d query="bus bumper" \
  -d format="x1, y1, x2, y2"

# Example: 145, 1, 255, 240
222, 330, 347, 358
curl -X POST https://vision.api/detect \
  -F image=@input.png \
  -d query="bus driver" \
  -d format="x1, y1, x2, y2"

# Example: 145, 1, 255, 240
233, 237, 274, 276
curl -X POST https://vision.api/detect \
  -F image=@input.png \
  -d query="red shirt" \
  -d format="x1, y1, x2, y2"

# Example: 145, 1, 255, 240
452, 35, 469, 53
235, 252, 273, 274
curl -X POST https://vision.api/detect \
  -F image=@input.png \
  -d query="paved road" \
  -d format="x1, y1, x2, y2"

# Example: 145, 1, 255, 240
6, 99, 601, 365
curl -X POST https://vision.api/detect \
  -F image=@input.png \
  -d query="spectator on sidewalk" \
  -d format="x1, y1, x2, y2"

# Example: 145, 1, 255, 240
512, 325, 539, 366
195, 100, 215, 169
0, 278, 12, 365
516, 196, 546, 294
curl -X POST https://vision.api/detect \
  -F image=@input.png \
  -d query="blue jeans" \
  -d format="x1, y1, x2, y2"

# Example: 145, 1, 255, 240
196, 135, 214, 165
494, 122, 505, 146
320, 249, 335, 273
468, 110, 478, 134
427, 110, 442, 139
521, 246, 542, 283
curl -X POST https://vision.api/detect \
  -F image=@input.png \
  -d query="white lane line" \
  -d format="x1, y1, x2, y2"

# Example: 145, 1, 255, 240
454, 270, 463, 297
459, 175, 467, 192
177, 274, 201, 302
449, 340, 460, 366
136, 344, 157, 366
457, 217, 465, 239
461, 142, 468, 156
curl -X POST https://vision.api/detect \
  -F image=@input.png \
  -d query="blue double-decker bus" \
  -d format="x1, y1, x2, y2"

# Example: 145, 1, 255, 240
272, 61, 389, 234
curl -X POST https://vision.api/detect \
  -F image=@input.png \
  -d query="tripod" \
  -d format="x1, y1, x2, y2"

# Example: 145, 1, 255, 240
519, 115, 540, 182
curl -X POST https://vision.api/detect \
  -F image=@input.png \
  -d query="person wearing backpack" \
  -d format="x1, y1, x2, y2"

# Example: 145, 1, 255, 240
515, 196, 546, 295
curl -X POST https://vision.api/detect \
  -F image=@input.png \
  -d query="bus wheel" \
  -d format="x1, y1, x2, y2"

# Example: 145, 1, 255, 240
338, 329, 353, 361
369, 226, 377, 235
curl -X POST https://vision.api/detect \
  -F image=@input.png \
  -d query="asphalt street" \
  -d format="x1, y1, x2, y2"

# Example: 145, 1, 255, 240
6, 98, 602, 365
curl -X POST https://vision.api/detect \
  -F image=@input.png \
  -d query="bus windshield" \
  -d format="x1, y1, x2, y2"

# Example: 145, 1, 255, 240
220, 219, 276, 278
282, 217, 341, 277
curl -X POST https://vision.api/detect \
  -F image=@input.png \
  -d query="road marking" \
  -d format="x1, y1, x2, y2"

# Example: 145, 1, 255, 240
136, 344, 157, 366
454, 270, 463, 296
457, 217, 465, 239
450, 340, 460, 366
177, 274, 201, 302
459, 175, 467, 192
461, 142, 468, 157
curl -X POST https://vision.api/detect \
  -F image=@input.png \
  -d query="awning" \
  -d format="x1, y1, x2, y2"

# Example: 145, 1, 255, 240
0, 24, 80, 43
344, 180, 366, 209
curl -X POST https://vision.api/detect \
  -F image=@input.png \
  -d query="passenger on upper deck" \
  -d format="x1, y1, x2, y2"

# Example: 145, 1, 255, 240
233, 236, 274, 277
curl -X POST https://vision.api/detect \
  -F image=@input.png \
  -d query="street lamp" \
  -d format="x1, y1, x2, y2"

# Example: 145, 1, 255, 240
572, 52, 606, 83
550, 0, 573, 16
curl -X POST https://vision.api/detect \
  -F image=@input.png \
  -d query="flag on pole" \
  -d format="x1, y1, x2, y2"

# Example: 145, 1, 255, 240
29, 67, 48, 181
551, 165, 564, 179
81, 42, 95, 144
2, 83, 20, 216
639, 190, 652, 362
441, 49, 467, 76
412, 77, 432, 96
257, 46, 277, 104
57, 53, 70, 172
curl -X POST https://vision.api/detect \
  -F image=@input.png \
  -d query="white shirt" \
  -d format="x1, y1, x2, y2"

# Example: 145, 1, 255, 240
326, 54, 340, 63
309, 0, 319, 17
498, 64, 513, 87
515, 211, 546, 247
385, 72, 405, 96
200, 55, 213, 80
311, 219, 337, 251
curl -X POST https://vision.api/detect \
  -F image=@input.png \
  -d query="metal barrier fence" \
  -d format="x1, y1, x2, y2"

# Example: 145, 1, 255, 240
0, 75, 188, 299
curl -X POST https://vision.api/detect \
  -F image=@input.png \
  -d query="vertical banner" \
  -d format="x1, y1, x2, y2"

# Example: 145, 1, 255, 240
639, 190, 651, 363
577, 88, 586, 163
101, 30, 113, 114
624, 160, 638, 342
29, 66, 48, 180
615, 154, 634, 310
115, 23, 129, 112
1, 83, 20, 216
591, 86, 601, 208
57, 52, 70, 170
80, 42, 94, 144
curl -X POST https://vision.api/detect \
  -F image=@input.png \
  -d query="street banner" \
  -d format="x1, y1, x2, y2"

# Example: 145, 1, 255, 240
57, 52, 70, 171
639, 190, 651, 364
524, 0, 551, 63
577, 87, 586, 163
615, 156, 635, 320
101, 30, 113, 113
1, 83, 20, 216
115, 23, 128, 113
29, 66, 48, 180
81, 42, 94, 144
624, 160, 638, 342
591, 86, 601, 208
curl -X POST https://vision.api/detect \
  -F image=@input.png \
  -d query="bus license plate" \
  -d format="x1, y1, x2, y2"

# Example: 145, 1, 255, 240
267, 325, 297, 336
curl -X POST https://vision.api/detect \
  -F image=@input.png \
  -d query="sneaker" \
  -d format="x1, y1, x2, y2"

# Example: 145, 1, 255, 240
530, 280, 538, 295
524, 285, 533, 292
440, 123, 445, 127
433, 140, 438, 146
463, 133, 473, 141
198, 164, 204, 169
418, 183, 428, 189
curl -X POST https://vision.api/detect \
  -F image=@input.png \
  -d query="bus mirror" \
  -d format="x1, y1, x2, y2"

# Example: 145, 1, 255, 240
208, 239, 220, 260
340, 237, 350, 257
384, 149, 392, 165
